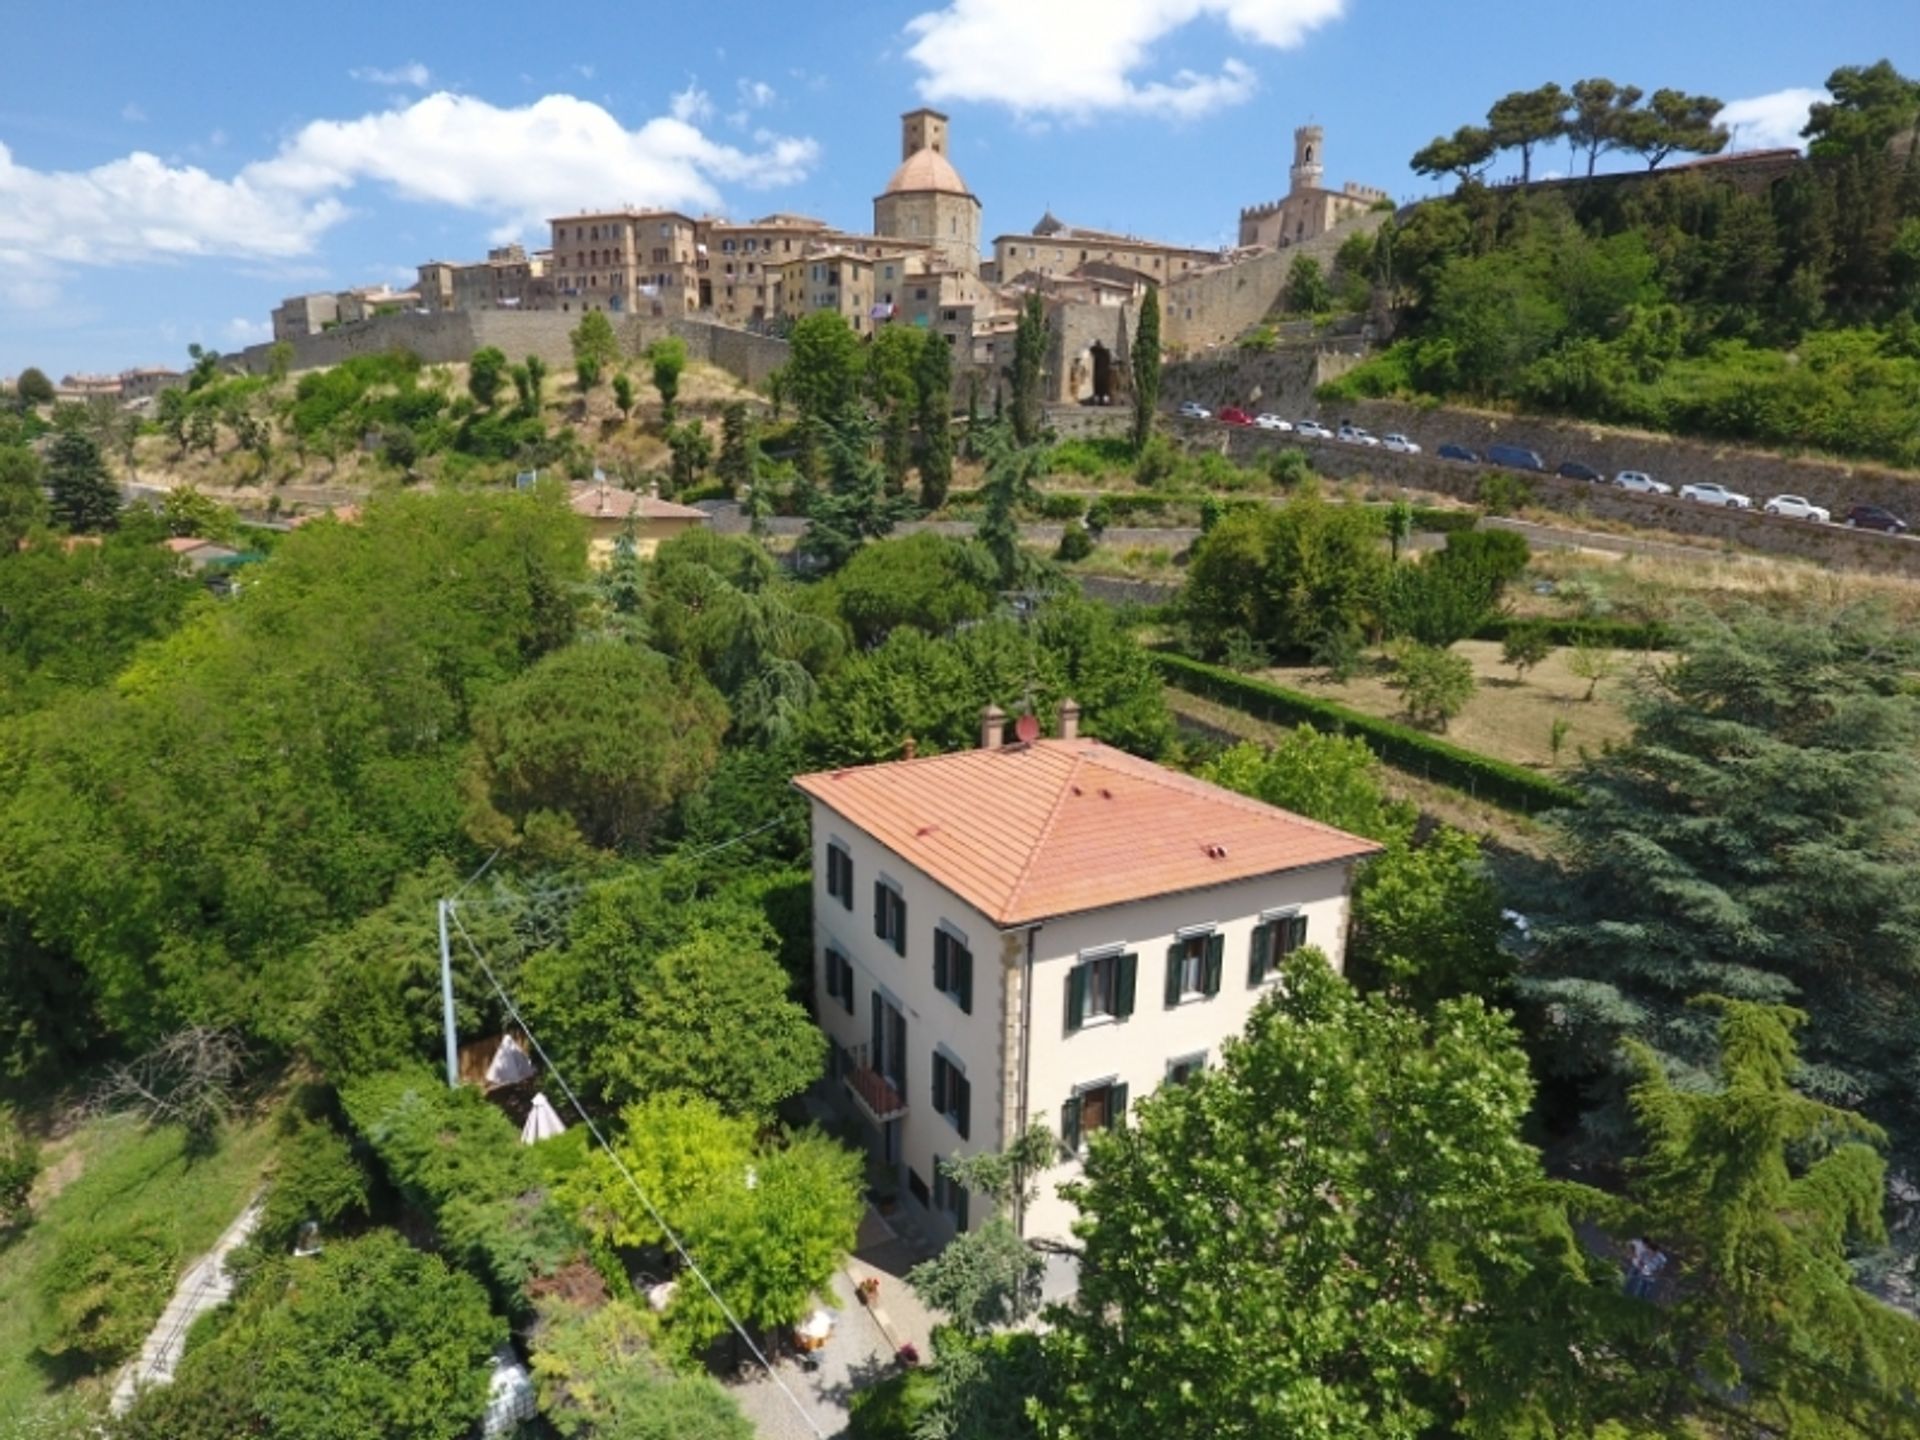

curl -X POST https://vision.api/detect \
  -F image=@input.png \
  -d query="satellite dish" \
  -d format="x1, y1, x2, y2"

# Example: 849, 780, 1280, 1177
1014, 713, 1040, 744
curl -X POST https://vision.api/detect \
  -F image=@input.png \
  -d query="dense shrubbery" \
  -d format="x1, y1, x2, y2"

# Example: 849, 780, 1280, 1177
38, 1220, 179, 1371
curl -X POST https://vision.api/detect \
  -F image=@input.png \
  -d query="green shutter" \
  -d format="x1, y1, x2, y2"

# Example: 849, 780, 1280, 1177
1248, 922, 1271, 986
1114, 953, 1137, 1019
841, 852, 854, 911
955, 1074, 971, 1140
1204, 933, 1225, 996
893, 894, 908, 956
933, 931, 949, 993
873, 881, 886, 937
1110, 1082, 1129, 1125
843, 965, 855, 1017
932, 1052, 947, 1112
957, 947, 973, 1014
954, 1182, 969, 1231
1164, 944, 1184, 1008
1288, 913, 1310, 952
1061, 1094, 1083, 1153
1067, 966, 1087, 1032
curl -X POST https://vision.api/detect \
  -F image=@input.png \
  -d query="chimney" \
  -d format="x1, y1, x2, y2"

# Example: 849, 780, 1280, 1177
646, 480, 661, 501
902, 737, 918, 760
1058, 697, 1081, 741
979, 704, 1007, 751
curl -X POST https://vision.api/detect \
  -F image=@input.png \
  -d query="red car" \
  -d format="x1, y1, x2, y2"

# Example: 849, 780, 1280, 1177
1218, 407, 1254, 426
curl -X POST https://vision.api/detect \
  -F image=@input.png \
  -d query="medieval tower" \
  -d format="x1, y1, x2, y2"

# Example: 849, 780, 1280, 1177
874, 108, 982, 275
1289, 125, 1326, 194
1239, 123, 1389, 249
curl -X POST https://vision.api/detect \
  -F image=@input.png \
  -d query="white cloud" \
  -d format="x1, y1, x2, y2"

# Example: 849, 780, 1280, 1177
738, 78, 777, 109
1719, 87, 1825, 152
0, 91, 818, 307
121, 102, 148, 124
903, 0, 1345, 118
225, 316, 271, 344
670, 81, 715, 124
351, 61, 433, 88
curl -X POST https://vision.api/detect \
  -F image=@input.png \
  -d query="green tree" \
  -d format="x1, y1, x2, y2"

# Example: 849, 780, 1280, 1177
155, 386, 192, 456
715, 400, 753, 496
571, 310, 621, 390
44, 430, 118, 533
974, 423, 1045, 588
1615, 88, 1729, 170
798, 409, 915, 574
914, 327, 955, 509
826, 531, 997, 646
524, 354, 549, 413
869, 325, 923, 494
1803, 58, 1920, 160
647, 336, 688, 422
785, 311, 865, 426
1129, 287, 1161, 451
466, 641, 728, 854
1008, 291, 1048, 446
160, 485, 239, 542
1410, 125, 1497, 187
256, 1115, 371, 1253
39, 1219, 178, 1370
185, 344, 221, 392
0, 444, 48, 549
468, 345, 507, 408
1566, 1000, 1920, 1438
1283, 254, 1332, 314
14, 368, 54, 405
1487, 82, 1570, 184
611, 371, 636, 421
1394, 641, 1475, 730
1042, 951, 1603, 1440
532, 1298, 752, 1440
267, 340, 295, 383
1566, 77, 1644, 175
1384, 498, 1415, 560
0, 1104, 37, 1227
1518, 608, 1920, 1179
1501, 620, 1553, 679
666, 421, 714, 495
118, 1232, 503, 1440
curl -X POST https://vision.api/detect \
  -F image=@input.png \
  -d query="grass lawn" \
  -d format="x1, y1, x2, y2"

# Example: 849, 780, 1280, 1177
0, 1108, 279, 1420
1262, 640, 1637, 772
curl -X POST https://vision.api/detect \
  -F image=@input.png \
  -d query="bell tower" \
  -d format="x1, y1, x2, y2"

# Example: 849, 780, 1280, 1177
1290, 124, 1325, 194
902, 108, 949, 161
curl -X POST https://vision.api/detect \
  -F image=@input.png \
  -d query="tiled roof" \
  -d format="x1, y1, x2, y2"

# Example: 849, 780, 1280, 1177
794, 738, 1379, 927
882, 148, 972, 198
568, 485, 707, 521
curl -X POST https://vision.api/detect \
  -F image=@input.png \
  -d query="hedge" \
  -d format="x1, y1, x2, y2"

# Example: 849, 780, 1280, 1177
1472, 616, 1672, 649
1156, 652, 1581, 816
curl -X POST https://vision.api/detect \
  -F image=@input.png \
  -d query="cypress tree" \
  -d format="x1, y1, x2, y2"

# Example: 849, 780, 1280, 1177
1129, 287, 1161, 452
1009, 292, 1048, 446
914, 331, 954, 511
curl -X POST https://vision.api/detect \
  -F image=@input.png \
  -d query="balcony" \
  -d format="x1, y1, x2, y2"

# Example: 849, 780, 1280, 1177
843, 1043, 908, 1124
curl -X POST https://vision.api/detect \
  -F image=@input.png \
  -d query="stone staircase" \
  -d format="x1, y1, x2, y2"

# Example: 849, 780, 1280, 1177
111, 1196, 264, 1415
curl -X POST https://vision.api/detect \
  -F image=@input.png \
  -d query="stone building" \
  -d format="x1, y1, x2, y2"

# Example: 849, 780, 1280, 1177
1238, 125, 1388, 249
992, 215, 1221, 287
271, 292, 340, 343
548, 209, 701, 317
873, 109, 982, 275
119, 367, 185, 402
700, 214, 834, 326
417, 245, 551, 314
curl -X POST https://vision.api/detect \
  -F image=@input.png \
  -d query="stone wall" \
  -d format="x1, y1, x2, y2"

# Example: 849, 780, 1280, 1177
1163, 343, 1367, 417
1161, 210, 1387, 355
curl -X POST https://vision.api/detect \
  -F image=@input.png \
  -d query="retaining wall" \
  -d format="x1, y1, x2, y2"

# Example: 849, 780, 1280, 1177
1161, 210, 1388, 356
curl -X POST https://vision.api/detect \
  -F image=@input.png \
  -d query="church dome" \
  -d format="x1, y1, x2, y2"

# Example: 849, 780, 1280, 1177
883, 147, 972, 197
1034, 209, 1064, 236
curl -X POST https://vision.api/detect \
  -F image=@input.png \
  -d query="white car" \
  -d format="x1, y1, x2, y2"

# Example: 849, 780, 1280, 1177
1337, 424, 1380, 446
1381, 433, 1422, 455
1254, 413, 1293, 432
1295, 420, 1334, 441
1176, 401, 1212, 420
1614, 471, 1673, 496
1764, 494, 1830, 522
1679, 481, 1753, 509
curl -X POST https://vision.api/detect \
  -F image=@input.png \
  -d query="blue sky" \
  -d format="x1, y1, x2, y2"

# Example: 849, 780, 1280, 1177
2, 0, 1911, 378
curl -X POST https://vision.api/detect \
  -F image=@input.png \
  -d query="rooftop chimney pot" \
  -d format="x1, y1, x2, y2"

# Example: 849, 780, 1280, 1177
980, 704, 1007, 751
1058, 696, 1081, 741
902, 737, 918, 760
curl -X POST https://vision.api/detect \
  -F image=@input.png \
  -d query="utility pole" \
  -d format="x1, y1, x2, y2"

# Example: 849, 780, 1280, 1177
438, 898, 458, 1088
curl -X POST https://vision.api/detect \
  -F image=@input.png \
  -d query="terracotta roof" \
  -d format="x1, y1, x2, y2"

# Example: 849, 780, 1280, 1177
568, 484, 706, 521
794, 738, 1379, 927
882, 148, 972, 198
161, 536, 213, 553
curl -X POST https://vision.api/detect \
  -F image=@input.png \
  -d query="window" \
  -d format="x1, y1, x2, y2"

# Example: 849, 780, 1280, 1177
1066, 951, 1136, 1031
1165, 930, 1224, 1005
826, 842, 854, 909
934, 928, 973, 1013
931, 1157, 970, 1228
931, 1051, 971, 1138
907, 1168, 931, 1207
1249, 913, 1309, 986
873, 880, 907, 956
1166, 1052, 1207, 1086
1060, 1079, 1127, 1153
823, 948, 856, 1015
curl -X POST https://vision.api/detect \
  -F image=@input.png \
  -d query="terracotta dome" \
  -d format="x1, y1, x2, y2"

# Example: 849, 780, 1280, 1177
882, 147, 972, 197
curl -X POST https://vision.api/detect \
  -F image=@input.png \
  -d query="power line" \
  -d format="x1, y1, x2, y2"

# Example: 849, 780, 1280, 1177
444, 904, 828, 1440
448, 816, 792, 912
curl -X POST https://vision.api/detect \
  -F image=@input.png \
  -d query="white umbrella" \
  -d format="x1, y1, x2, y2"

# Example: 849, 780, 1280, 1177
520, 1092, 566, 1145
486, 1033, 537, 1089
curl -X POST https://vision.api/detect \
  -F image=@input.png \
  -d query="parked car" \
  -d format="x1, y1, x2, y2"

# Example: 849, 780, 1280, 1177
1763, 494, 1830, 522
1381, 433, 1422, 454
1218, 407, 1254, 426
1254, 413, 1293, 432
1556, 460, 1603, 482
1842, 504, 1910, 534
1613, 470, 1673, 496
1176, 401, 1212, 420
1486, 443, 1547, 472
1679, 481, 1753, 509
1436, 443, 1478, 463
1337, 423, 1380, 446
1295, 420, 1334, 440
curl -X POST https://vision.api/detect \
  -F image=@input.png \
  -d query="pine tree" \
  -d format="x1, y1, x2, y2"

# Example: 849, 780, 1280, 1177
914, 330, 954, 510
715, 401, 754, 498
45, 431, 119, 533
1009, 292, 1048, 447
1129, 287, 1161, 452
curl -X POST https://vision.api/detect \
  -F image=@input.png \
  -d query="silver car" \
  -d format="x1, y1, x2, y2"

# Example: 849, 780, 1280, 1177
1764, 494, 1830, 522
1614, 470, 1673, 496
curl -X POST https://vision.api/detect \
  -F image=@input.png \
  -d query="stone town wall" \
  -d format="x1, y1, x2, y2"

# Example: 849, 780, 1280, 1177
1160, 210, 1387, 355
1163, 343, 1367, 417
